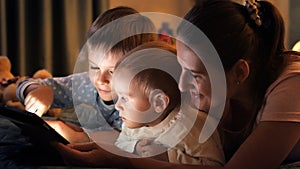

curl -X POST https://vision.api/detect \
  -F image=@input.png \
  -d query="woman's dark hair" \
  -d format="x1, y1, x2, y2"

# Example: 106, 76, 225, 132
177, 0, 287, 158
177, 0, 286, 107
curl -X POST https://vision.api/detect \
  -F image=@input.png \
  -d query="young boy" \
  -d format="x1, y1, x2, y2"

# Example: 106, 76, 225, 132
112, 41, 225, 166
16, 6, 157, 143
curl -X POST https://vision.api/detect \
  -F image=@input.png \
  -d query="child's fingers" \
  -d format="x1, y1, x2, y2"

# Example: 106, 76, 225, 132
24, 96, 36, 111
24, 85, 53, 115
25, 101, 43, 116
24, 96, 48, 116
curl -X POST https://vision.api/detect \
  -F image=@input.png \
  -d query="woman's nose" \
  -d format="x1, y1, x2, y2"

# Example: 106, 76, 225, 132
178, 70, 191, 92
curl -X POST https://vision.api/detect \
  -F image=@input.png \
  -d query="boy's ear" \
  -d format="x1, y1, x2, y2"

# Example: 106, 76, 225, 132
150, 91, 170, 114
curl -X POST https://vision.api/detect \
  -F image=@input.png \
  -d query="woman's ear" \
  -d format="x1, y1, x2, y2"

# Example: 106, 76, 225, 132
150, 91, 170, 114
232, 59, 250, 84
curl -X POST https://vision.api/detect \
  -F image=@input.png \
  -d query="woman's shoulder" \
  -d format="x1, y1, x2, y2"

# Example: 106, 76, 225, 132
282, 51, 300, 67
265, 51, 300, 96
258, 52, 300, 122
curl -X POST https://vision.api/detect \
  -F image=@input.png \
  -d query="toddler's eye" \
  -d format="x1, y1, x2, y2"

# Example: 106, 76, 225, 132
120, 96, 128, 102
90, 66, 100, 70
108, 70, 114, 75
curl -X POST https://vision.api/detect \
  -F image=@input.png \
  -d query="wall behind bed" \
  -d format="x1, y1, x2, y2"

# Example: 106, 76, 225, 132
0, 0, 298, 77
0, 0, 108, 77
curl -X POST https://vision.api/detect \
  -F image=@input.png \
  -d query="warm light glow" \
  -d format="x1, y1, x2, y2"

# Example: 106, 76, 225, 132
292, 41, 300, 52
46, 121, 71, 142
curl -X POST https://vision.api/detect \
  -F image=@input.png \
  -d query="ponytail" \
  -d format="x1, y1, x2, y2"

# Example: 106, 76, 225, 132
243, 0, 286, 101
257, 1, 286, 83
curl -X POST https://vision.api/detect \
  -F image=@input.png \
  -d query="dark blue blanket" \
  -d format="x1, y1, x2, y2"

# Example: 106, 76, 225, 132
0, 117, 65, 169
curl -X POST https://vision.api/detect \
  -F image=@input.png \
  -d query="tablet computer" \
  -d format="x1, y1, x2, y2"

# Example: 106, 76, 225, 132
0, 104, 69, 145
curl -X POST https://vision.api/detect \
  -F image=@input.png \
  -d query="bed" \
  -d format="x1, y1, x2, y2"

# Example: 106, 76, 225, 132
0, 108, 77, 168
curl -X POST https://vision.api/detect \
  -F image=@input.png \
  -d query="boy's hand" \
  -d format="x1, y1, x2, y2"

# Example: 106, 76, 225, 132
24, 85, 53, 116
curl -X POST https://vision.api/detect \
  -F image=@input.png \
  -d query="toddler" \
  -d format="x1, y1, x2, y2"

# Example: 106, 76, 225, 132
113, 41, 225, 165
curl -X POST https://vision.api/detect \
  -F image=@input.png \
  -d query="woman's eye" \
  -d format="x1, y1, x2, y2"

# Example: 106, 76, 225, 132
192, 74, 202, 79
187, 71, 200, 79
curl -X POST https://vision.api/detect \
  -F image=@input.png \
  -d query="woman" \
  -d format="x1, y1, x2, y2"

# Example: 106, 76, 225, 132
54, 0, 300, 168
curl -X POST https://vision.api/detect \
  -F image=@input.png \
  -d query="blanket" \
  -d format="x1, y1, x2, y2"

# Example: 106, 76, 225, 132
0, 108, 78, 168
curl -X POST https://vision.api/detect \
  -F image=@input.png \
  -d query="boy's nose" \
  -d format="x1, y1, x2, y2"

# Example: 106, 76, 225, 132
96, 72, 109, 84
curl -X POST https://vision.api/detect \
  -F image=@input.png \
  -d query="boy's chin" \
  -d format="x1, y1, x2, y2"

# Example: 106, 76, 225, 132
99, 94, 113, 102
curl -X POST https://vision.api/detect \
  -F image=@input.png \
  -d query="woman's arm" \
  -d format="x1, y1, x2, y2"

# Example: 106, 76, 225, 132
54, 74, 300, 168
128, 121, 299, 169
54, 141, 173, 168
54, 121, 300, 169
225, 121, 300, 169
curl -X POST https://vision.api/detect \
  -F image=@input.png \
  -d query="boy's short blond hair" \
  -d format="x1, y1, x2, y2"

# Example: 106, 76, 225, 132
87, 6, 157, 58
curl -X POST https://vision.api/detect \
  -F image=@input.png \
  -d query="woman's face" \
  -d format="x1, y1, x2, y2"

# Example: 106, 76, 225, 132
89, 53, 123, 101
176, 41, 211, 112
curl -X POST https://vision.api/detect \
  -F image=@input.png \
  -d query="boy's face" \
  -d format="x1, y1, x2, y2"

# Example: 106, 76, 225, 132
114, 74, 159, 129
89, 53, 123, 101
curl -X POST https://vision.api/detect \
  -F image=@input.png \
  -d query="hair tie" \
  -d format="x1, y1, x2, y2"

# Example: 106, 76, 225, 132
245, 0, 262, 26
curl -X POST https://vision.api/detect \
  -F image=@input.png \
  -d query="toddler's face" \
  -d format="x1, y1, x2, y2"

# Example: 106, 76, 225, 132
113, 74, 160, 129
89, 53, 123, 101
